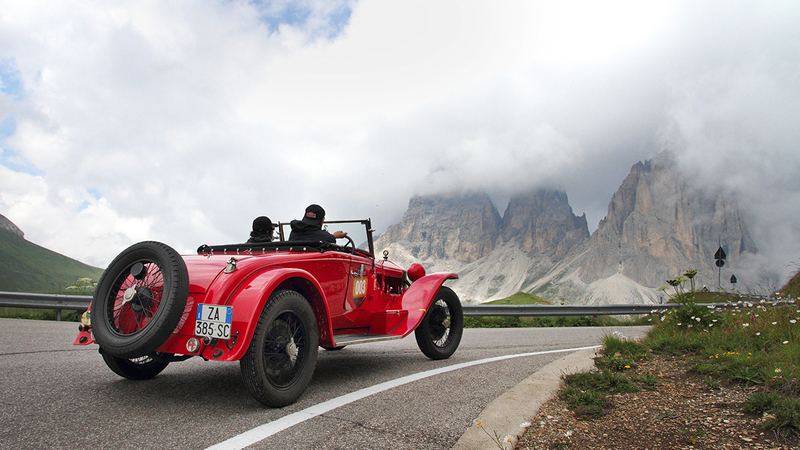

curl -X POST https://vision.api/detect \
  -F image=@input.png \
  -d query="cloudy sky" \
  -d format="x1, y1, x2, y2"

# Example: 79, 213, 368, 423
1, 0, 799, 281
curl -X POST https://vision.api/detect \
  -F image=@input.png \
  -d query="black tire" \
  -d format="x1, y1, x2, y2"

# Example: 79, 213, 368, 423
91, 241, 189, 359
101, 352, 170, 380
240, 290, 319, 407
415, 286, 463, 360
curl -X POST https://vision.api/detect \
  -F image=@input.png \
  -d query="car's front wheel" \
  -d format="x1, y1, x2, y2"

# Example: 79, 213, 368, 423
415, 286, 463, 360
240, 290, 319, 407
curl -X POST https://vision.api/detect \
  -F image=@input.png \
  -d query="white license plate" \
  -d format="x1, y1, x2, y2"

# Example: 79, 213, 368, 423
195, 304, 233, 339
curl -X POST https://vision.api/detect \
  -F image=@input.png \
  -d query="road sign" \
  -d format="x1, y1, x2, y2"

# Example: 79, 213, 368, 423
714, 246, 726, 267
715, 244, 727, 288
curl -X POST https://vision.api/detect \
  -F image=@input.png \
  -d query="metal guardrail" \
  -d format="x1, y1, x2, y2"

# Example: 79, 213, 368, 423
462, 298, 793, 317
462, 303, 680, 317
0, 291, 790, 321
0, 291, 92, 321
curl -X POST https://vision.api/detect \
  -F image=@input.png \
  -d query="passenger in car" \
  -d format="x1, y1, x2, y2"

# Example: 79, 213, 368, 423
246, 216, 275, 243
288, 204, 347, 243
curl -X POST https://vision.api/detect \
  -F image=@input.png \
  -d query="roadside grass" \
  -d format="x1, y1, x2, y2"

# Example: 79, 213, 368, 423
464, 314, 648, 328
650, 298, 800, 437
465, 292, 653, 328
0, 307, 82, 321
557, 271, 800, 439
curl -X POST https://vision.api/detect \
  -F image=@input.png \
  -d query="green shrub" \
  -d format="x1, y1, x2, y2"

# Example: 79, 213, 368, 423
746, 393, 800, 437
573, 404, 608, 420
691, 363, 722, 375
603, 334, 648, 358
564, 370, 637, 394
744, 392, 780, 414
631, 373, 658, 390
767, 396, 800, 437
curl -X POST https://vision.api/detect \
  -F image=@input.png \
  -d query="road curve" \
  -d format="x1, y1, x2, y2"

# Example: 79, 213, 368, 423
0, 318, 648, 449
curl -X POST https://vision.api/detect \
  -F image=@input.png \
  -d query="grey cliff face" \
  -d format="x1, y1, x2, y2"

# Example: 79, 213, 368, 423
578, 151, 757, 289
376, 193, 502, 263
501, 189, 589, 259
376, 189, 589, 266
376, 151, 762, 303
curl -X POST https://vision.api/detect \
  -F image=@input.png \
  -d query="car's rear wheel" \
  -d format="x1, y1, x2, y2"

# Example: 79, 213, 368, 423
101, 352, 171, 380
415, 286, 463, 360
240, 290, 319, 407
91, 241, 189, 359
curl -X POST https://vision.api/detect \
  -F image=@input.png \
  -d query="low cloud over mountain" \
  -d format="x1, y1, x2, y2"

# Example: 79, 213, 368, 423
376, 152, 773, 304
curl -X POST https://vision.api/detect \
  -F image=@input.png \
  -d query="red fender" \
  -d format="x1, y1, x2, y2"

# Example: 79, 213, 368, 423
157, 267, 334, 361
390, 272, 458, 337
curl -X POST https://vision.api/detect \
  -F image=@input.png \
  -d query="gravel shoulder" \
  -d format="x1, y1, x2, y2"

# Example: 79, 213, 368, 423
515, 353, 800, 450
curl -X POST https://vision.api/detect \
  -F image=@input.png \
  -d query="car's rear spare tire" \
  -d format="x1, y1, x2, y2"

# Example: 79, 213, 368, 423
92, 241, 188, 359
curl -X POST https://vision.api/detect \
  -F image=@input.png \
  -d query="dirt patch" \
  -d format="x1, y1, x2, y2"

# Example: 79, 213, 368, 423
516, 354, 799, 449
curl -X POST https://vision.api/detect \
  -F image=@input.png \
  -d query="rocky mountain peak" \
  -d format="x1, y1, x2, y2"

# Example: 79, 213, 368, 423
375, 192, 502, 263
375, 151, 763, 304
579, 150, 756, 289
501, 189, 589, 259
376, 188, 590, 266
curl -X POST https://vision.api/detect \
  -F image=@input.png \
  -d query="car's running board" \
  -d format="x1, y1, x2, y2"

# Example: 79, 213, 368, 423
333, 334, 404, 346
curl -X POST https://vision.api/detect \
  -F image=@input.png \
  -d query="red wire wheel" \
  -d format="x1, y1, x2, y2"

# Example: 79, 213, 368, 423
91, 241, 188, 359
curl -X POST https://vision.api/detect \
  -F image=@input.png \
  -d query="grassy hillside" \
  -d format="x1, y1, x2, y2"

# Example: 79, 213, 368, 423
486, 291, 553, 305
0, 227, 104, 293
779, 266, 800, 298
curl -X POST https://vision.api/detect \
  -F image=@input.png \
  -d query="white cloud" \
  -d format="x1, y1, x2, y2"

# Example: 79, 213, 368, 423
0, 0, 798, 285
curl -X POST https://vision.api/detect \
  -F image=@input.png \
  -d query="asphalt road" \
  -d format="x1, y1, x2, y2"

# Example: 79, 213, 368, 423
0, 318, 649, 450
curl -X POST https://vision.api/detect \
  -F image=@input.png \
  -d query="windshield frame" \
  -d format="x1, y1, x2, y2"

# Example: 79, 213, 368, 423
277, 219, 375, 255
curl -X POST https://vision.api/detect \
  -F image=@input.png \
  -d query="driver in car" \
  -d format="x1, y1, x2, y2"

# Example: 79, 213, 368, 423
288, 204, 347, 243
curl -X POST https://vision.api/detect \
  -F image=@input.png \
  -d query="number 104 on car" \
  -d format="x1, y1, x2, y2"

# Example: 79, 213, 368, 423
195, 304, 233, 339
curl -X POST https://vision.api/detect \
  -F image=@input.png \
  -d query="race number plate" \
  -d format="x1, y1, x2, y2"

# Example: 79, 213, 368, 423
195, 304, 232, 339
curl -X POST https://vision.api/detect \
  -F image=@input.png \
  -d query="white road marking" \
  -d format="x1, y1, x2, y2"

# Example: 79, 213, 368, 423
205, 345, 600, 450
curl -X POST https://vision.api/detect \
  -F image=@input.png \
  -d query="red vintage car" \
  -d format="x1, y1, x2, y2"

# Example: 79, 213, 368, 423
74, 219, 462, 407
